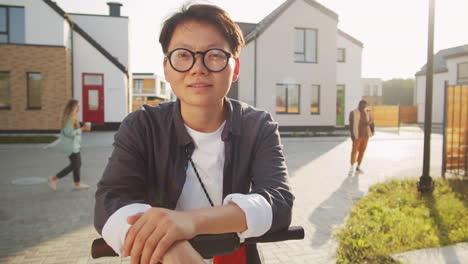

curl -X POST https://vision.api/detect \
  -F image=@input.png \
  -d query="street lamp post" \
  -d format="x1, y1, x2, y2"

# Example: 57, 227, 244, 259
418, 0, 435, 193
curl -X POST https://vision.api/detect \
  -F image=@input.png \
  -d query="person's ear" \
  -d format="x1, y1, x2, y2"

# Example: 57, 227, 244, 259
163, 57, 168, 78
232, 57, 240, 82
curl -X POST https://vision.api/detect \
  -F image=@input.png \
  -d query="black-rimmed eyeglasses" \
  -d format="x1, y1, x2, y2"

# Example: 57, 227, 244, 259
166, 48, 232, 72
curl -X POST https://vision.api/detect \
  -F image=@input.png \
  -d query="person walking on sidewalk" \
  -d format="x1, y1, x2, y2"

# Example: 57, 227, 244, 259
94, 4, 293, 264
349, 100, 374, 173
48, 99, 91, 191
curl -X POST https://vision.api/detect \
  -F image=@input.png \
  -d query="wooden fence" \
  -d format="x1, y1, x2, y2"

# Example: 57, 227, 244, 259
399, 106, 418, 123
368, 105, 417, 127
443, 85, 468, 177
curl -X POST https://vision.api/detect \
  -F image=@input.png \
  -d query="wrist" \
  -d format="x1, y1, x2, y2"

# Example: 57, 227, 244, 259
189, 210, 206, 236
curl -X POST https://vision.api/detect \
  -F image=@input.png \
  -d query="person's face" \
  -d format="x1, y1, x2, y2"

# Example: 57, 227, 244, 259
163, 20, 240, 108
359, 103, 367, 111
74, 103, 80, 114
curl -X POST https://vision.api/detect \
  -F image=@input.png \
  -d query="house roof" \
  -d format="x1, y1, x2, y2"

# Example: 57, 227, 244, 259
242, 0, 339, 44
338, 29, 363, 48
415, 44, 468, 76
236, 22, 257, 37
42, 0, 128, 75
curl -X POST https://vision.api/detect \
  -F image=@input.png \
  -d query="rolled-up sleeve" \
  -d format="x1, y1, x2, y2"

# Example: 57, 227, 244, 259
249, 114, 294, 233
223, 193, 272, 240
102, 203, 151, 255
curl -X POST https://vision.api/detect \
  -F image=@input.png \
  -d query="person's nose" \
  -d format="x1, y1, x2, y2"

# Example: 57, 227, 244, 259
190, 53, 208, 74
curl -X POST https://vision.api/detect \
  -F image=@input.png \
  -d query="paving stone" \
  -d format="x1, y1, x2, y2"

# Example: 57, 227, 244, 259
0, 131, 447, 263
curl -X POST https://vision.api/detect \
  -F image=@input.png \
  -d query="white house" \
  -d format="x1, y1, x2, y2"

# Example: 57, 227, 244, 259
132, 73, 174, 111
337, 29, 364, 124
0, 0, 130, 131
233, 0, 363, 130
415, 44, 468, 124
361, 78, 383, 106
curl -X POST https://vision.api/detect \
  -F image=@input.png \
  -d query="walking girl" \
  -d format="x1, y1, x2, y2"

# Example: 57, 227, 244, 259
48, 99, 91, 191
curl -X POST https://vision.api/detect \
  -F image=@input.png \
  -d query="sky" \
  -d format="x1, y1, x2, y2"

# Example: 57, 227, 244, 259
53, 0, 468, 81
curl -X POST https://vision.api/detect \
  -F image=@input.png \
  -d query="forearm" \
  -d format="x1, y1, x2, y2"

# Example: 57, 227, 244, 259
191, 203, 247, 235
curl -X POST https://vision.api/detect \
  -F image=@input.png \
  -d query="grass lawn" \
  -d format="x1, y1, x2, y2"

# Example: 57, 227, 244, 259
335, 178, 468, 264
0, 135, 58, 144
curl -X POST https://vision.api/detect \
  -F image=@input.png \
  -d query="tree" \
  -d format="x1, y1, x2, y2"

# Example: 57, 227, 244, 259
382, 78, 415, 105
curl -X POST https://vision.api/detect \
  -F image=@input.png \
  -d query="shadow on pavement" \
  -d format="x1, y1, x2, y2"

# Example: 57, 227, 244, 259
283, 137, 348, 177
308, 170, 364, 247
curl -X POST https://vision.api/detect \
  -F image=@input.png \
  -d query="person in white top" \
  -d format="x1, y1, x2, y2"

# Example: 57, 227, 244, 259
94, 4, 293, 264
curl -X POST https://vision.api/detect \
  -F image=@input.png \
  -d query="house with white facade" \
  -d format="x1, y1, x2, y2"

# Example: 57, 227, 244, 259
415, 44, 468, 124
0, 0, 130, 131
362, 78, 383, 106
232, 0, 363, 130
132, 73, 173, 111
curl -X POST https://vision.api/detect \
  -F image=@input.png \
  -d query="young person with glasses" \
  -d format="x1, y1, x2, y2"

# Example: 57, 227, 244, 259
94, 4, 293, 264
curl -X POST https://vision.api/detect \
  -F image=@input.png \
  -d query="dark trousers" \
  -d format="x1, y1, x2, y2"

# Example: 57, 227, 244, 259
56, 152, 81, 183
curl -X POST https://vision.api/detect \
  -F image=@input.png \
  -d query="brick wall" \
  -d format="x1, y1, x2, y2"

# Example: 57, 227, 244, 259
0, 44, 72, 131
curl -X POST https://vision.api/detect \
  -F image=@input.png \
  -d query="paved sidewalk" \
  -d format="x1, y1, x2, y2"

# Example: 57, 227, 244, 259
0, 130, 453, 263
392, 243, 468, 264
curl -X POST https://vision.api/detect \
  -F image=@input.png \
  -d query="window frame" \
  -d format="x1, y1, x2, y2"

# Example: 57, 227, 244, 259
0, 5, 25, 44
457, 62, 468, 84
0, 71, 10, 110
294, 27, 318, 63
364, 84, 370, 96
26, 72, 42, 110
310, 84, 320, 115
276, 83, 301, 115
337, 48, 346, 63
373, 85, 379, 96
160, 81, 166, 95
133, 79, 143, 94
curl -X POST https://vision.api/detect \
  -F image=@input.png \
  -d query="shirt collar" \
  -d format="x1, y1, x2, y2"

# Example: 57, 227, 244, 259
172, 98, 241, 146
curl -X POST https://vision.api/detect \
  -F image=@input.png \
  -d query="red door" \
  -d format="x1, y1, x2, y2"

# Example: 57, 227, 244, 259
82, 73, 104, 124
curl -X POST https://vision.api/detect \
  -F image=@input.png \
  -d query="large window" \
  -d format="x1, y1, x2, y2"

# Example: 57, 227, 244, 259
364, 84, 370, 96
310, 85, 320, 114
27, 73, 42, 109
458, 62, 468, 84
0, 72, 10, 109
0, 6, 25, 43
373, 85, 379, 96
276, 84, 300, 114
337, 48, 346, 62
134, 79, 143, 94
294, 28, 317, 63
160, 81, 166, 95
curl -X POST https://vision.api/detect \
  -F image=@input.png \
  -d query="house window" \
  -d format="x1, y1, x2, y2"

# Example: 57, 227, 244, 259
373, 85, 379, 96
294, 28, 317, 63
276, 84, 300, 114
84, 74, 103, 85
310, 85, 320, 114
160, 81, 166, 95
364, 84, 370, 96
0, 6, 25, 43
27, 73, 42, 109
134, 79, 143, 94
458, 62, 468, 84
0, 72, 10, 109
337, 48, 346, 62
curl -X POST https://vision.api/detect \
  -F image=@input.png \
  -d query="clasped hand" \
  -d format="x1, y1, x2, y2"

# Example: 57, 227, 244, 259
122, 207, 204, 264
